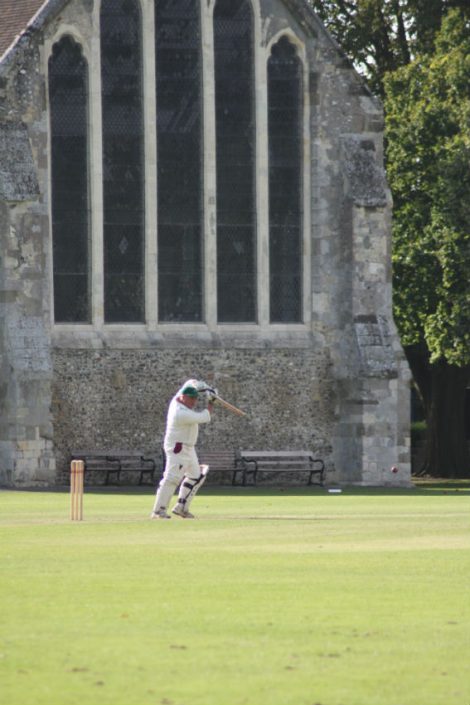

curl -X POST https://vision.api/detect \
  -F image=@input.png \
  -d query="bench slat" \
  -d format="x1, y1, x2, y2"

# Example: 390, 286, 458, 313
255, 461, 316, 468
240, 451, 314, 458
198, 450, 241, 485
199, 451, 235, 466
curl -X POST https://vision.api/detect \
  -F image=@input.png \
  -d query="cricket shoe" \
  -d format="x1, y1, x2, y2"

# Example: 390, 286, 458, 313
171, 505, 196, 519
150, 509, 171, 520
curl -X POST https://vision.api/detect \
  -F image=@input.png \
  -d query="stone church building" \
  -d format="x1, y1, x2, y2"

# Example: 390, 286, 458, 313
0, 0, 411, 487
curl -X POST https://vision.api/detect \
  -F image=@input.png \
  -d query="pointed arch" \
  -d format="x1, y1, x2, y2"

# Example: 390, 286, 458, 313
267, 35, 303, 322
214, 0, 256, 322
49, 35, 91, 323
100, 0, 145, 322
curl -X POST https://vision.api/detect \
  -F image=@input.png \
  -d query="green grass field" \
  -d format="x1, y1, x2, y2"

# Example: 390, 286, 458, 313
1, 482, 469, 705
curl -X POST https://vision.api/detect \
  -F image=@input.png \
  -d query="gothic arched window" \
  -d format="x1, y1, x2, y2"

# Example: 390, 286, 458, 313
268, 36, 303, 322
49, 36, 90, 323
214, 0, 256, 322
155, 0, 203, 322
101, 0, 145, 322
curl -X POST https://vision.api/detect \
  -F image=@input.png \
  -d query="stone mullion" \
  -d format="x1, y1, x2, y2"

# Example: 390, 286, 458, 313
202, 2, 217, 329
142, 0, 158, 329
301, 47, 311, 326
256, 28, 269, 328
90, 7, 104, 327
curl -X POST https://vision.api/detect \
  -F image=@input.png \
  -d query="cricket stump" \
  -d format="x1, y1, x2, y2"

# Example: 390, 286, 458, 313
70, 459, 84, 521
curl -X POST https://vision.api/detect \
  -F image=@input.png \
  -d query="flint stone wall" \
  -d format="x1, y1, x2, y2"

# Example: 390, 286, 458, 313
52, 345, 336, 485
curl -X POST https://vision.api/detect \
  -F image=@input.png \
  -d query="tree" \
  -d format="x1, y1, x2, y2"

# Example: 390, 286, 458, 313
385, 10, 470, 477
308, 0, 470, 96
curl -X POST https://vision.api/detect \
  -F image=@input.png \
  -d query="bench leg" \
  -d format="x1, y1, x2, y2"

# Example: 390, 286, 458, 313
242, 470, 257, 486
241, 462, 257, 486
308, 472, 324, 486
232, 469, 243, 486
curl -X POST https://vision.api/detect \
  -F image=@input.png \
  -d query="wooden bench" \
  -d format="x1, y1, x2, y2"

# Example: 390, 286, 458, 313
70, 450, 157, 485
237, 450, 325, 486
198, 449, 242, 485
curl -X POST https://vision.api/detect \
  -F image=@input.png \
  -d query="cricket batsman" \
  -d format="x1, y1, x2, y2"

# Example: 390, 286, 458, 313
150, 379, 217, 520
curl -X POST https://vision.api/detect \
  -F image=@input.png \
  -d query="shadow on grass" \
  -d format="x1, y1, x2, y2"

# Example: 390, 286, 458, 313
6, 479, 470, 497
205, 481, 470, 497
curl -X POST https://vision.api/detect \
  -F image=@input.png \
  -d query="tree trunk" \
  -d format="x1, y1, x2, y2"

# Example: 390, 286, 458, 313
405, 345, 470, 478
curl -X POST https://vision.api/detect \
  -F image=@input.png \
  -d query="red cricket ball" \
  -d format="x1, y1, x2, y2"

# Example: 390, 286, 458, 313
391, 466, 399, 474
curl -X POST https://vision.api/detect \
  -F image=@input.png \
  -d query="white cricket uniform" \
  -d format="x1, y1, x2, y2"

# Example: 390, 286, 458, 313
163, 396, 211, 477
152, 392, 211, 515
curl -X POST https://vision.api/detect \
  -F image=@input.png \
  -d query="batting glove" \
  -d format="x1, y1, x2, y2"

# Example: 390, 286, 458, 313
205, 387, 218, 403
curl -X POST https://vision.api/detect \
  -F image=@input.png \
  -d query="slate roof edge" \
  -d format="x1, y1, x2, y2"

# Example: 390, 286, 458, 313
0, 0, 67, 77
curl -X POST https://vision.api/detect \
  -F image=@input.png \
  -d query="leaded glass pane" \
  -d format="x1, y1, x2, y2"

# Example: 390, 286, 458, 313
49, 36, 90, 323
156, 0, 203, 322
268, 36, 303, 323
214, 0, 256, 322
101, 0, 145, 323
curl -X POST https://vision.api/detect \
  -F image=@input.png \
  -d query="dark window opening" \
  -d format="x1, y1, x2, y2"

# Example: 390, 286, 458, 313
268, 36, 303, 323
156, 0, 203, 322
101, 0, 145, 323
49, 36, 90, 323
214, 0, 256, 322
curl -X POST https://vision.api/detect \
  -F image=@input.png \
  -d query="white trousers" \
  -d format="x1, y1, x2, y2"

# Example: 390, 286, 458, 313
152, 445, 209, 513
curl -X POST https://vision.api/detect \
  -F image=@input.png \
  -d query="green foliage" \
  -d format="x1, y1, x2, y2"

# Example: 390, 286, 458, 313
385, 10, 470, 365
308, 0, 470, 95
411, 419, 427, 443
